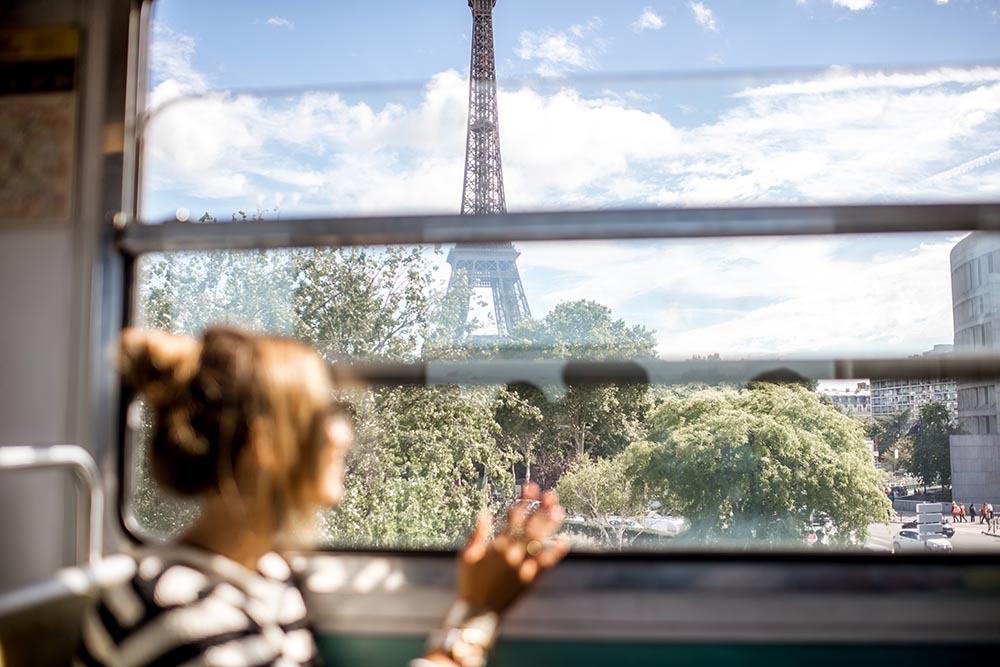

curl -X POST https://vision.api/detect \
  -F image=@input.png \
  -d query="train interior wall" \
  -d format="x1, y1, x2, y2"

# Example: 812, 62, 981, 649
0, 0, 129, 592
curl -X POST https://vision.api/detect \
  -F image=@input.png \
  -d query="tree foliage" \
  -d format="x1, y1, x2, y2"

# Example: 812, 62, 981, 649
500, 300, 657, 462
492, 383, 545, 484
322, 386, 515, 548
910, 402, 959, 488
865, 409, 912, 460
882, 434, 913, 474
132, 237, 514, 544
555, 443, 656, 549
293, 246, 444, 361
637, 383, 892, 546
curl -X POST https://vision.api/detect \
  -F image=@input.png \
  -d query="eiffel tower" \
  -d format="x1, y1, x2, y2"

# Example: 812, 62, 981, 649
446, 0, 531, 339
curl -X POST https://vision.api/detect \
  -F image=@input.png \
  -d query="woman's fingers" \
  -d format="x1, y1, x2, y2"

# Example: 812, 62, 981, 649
516, 539, 568, 583
523, 492, 566, 540
535, 539, 569, 570
521, 482, 541, 501
517, 557, 539, 583
462, 511, 492, 564
504, 500, 532, 539
501, 536, 527, 567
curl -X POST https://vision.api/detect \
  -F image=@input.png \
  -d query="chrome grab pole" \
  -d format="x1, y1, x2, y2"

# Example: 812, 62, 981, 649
0, 445, 103, 565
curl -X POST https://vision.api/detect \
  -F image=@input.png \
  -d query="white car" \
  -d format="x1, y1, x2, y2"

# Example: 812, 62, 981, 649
892, 529, 953, 553
644, 514, 688, 537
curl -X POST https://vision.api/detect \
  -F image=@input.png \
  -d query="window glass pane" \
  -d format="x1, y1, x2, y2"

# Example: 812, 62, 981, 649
142, 1, 1000, 222
140, 65, 1000, 222
126, 233, 1000, 553
131, 1, 1000, 553
132, 234, 968, 361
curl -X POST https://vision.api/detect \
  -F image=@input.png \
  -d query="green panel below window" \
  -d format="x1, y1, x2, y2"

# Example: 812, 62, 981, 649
317, 636, 1000, 667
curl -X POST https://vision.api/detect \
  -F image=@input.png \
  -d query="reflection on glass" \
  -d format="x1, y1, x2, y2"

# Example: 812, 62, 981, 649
134, 234, 965, 361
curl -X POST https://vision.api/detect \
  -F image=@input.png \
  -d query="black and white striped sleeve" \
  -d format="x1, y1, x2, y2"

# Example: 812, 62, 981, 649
75, 560, 318, 667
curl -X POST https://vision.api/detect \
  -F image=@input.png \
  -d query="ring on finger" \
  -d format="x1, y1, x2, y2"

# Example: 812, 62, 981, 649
525, 539, 543, 557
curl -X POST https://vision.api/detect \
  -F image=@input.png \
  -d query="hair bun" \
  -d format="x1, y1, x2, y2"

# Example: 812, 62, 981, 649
119, 328, 201, 408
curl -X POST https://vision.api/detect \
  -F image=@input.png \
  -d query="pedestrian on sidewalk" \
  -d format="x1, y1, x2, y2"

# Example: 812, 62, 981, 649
959, 503, 967, 523
969, 502, 977, 523
981, 503, 989, 524
952, 502, 959, 523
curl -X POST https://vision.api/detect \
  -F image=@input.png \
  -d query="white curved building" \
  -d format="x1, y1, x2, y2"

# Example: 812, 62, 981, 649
949, 233, 1000, 504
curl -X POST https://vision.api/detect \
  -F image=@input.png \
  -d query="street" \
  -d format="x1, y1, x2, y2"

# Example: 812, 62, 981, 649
867, 516, 1000, 553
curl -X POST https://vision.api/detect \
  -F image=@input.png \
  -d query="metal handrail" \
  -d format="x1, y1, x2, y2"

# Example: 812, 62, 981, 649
0, 446, 103, 565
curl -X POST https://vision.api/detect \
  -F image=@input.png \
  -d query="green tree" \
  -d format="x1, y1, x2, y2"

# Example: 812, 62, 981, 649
865, 409, 912, 461
292, 246, 443, 361
135, 211, 300, 335
502, 300, 657, 461
882, 434, 913, 474
493, 383, 545, 485
637, 383, 892, 546
910, 402, 959, 488
555, 443, 658, 549
132, 233, 502, 544
323, 386, 516, 548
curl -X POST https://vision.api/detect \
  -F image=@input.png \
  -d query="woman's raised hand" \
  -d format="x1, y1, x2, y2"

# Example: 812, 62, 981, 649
457, 483, 569, 615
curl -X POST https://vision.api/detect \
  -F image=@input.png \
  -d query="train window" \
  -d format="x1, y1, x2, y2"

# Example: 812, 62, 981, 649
122, 233, 1000, 554
122, 1, 1000, 554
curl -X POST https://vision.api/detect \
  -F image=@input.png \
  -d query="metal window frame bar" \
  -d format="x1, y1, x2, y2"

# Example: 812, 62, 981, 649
120, 202, 1000, 255
347, 356, 1000, 388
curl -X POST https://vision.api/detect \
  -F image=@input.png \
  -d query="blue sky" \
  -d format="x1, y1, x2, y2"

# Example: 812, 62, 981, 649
143, 0, 1000, 363
153, 0, 1000, 87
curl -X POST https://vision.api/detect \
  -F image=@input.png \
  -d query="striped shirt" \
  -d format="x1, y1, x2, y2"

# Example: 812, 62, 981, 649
75, 546, 319, 667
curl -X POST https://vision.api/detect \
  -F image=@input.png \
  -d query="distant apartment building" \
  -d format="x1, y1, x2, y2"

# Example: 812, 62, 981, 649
950, 233, 1000, 505
819, 382, 871, 418
869, 345, 957, 418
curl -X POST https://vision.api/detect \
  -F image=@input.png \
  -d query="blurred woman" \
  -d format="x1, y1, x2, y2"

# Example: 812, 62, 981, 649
77, 327, 568, 667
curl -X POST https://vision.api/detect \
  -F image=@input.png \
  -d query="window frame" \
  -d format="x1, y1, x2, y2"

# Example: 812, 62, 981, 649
89, 6, 1000, 652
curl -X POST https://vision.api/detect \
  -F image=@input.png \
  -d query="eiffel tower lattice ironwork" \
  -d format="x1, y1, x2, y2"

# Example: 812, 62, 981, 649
446, 0, 531, 339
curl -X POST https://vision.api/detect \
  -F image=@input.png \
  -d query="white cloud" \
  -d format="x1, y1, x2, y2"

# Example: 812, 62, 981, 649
690, 2, 719, 32
145, 92, 264, 198
733, 66, 1000, 98
648, 238, 959, 358
149, 25, 208, 108
144, 44, 1000, 216
832, 0, 875, 10
143, 34, 1000, 356
517, 235, 960, 358
935, 0, 949, 5
145, 70, 471, 212
499, 87, 681, 208
515, 18, 606, 76
632, 7, 665, 33
266, 16, 294, 29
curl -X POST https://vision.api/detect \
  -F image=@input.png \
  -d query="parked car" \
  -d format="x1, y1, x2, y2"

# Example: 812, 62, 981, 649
892, 529, 953, 553
902, 518, 954, 538
644, 513, 687, 537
